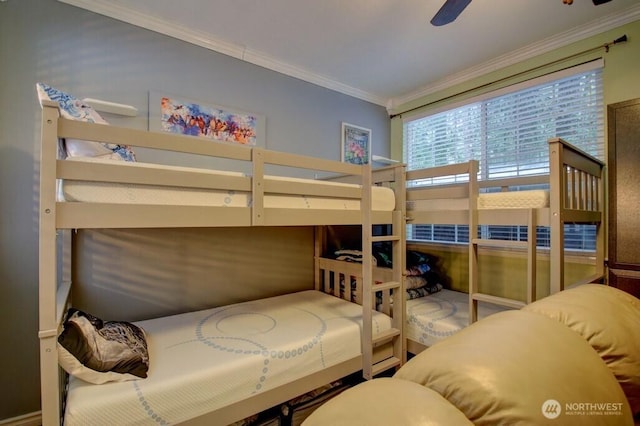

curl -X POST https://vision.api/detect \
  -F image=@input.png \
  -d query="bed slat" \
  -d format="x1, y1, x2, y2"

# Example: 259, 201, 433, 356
407, 184, 468, 201
56, 203, 252, 229
57, 159, 252, 191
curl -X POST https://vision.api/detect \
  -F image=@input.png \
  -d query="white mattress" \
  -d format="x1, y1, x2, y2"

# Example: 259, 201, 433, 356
407, 190, 549, 212
477, 190, 549, 209
63, 290, 392, 425
406, 289, 509, 348
59, 157, 396, 211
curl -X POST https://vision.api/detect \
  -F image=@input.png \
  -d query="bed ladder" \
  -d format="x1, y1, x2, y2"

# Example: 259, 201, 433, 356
469, 208, 537, 323
361, 167, 405, 380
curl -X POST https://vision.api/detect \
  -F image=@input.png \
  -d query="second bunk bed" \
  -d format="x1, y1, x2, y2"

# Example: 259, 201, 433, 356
38, 94, 405, 425
405, 137, 605, 318
317, 137, 605, 355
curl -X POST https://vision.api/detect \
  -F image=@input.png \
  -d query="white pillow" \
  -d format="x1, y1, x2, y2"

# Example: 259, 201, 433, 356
57, 343, 143, 384
36, 83, 136, 161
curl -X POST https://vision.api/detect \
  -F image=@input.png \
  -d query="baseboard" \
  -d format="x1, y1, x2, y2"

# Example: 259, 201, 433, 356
0, 412, 42, 426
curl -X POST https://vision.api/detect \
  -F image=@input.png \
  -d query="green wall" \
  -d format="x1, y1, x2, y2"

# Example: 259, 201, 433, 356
409, 244, 596, 301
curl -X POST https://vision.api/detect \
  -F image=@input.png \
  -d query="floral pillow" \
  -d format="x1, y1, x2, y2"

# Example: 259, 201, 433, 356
36, 83, 136, 161
57, 308, 149, 384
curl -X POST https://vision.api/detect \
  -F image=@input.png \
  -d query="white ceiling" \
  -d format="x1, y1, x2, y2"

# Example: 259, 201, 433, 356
60, 0, 640, 109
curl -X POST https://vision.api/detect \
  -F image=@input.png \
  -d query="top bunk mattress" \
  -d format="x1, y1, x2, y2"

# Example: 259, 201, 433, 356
408, 189, 549, 212
477, 189, 549, 209
58, 157, 396, 211
63, 290, 392, 425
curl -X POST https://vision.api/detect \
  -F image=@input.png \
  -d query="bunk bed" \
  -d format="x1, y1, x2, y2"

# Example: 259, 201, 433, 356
37, 98, 405, 425
316, 137, 605, 355
405, 138, 605, 320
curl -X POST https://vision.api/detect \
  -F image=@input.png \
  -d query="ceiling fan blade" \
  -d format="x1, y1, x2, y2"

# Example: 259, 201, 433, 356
431, 0, 472, 26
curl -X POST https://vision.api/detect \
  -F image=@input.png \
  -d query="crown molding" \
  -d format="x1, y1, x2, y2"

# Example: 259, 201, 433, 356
57, 0, 388, 106
387, 4, 640, 110
240, 47, 388, 105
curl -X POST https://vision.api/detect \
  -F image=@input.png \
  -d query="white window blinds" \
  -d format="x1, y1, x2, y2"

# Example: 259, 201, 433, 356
403, 63, 604, 249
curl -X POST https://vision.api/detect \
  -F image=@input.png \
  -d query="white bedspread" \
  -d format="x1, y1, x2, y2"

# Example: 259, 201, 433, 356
406, 289, 509, 348
63, 290, 391, 425
58, 157, 396, 211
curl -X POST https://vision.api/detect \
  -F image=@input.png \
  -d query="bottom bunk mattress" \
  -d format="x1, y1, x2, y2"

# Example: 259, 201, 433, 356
63, 290, 392, 425
406, 289, 509, 348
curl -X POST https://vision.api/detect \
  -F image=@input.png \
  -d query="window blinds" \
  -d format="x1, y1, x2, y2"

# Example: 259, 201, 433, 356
403, 64, 604, 249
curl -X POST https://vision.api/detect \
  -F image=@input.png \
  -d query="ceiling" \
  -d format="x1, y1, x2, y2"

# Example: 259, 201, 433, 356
60, 0, 640, 109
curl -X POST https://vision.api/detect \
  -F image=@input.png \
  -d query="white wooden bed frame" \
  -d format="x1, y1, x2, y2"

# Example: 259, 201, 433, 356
316, 137, 605, 356
405, 137, 605, 322
37, 100, 405, 425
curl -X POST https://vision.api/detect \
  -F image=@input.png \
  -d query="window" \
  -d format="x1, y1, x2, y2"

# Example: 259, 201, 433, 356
404, 64, 604, 250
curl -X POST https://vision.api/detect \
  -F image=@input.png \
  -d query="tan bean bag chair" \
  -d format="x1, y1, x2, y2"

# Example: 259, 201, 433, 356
394, 310, 633, 425
523, 284, 640, 415
303, 377, 472, 426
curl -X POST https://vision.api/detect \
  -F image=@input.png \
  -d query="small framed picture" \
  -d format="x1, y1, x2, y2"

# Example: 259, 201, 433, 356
341, 122, 371, 165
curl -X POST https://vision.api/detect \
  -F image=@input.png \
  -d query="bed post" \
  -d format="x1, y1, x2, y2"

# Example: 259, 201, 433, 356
548, 138, 565, 295
314, 226, 323, 291
251, 148, 265, 226
39, 100, 63, 425
395, 164, 407, 363
468, 160, 480, 323
594, 165, 606, 284
361, 163, 374, 379
526, 209, 537, 303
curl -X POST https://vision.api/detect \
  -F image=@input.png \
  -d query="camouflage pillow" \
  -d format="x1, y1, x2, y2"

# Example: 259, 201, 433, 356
57, 308, 149, 384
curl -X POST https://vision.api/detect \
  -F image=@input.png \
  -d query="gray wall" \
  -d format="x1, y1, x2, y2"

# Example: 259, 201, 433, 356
0, 0, 390, 420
